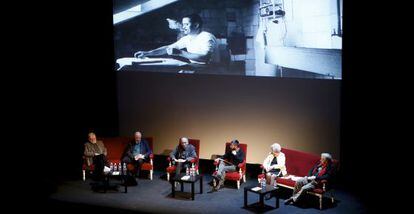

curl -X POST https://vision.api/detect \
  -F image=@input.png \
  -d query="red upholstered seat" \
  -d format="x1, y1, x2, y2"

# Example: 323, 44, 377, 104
312, 188, 324, 194
276, 177, 296, 187
213, 142, 247, 189
224, 171, 242, 180
82, 137, 154, 180
140, 162, 153, 171
166, 139, 200, 181
82, 163, 94, 171
166, 166, 176, 173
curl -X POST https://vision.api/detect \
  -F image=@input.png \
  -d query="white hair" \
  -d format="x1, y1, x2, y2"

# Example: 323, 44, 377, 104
321, 153, 332, 160
180, 137, 189, 143
270, 143, 281, 153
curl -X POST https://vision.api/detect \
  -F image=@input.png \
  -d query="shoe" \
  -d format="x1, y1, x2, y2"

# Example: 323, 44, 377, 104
214, 180, 224, 190
207, 188, 217, 193
284, 198, 294, 205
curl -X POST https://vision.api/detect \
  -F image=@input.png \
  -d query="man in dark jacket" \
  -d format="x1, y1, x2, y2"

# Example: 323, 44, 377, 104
122, 131, 152, 177
211, 140, 245, 191
284, 153, 334, 205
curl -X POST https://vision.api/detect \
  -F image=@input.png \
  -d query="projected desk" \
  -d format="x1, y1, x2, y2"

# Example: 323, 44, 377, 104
116, 57, 197, 73
116, 57, 244, 75
116, 57, 189, 70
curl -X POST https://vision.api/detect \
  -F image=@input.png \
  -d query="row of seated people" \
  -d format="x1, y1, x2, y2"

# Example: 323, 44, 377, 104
84, 131, 335, 207
83, 132, 246, 191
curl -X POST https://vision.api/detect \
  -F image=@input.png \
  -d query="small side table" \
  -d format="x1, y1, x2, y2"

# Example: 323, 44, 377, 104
244, 185, 279, 210
171, 173, 203, 200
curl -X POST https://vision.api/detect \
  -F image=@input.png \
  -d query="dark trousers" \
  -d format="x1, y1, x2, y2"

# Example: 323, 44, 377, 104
122, 156, 146, 177
175, 161, 190, 175
92, 154, 108, 180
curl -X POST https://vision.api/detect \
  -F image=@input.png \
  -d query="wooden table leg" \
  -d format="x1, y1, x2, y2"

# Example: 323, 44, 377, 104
172, 181, 175, 198
191, 182, 195, 200
200, 175, 203, 194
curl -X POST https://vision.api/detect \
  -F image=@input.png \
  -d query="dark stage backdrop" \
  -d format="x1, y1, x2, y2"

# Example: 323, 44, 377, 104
117, 72, 341, 163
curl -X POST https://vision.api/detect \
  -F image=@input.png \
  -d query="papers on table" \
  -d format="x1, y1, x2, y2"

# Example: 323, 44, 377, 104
181, 175, 191, 180
251, 187, 262, 191
116, 57, 189, 70
175, 159, 186, 163
217, 158, 233, 165
104, 166, 111, 173
112, 171, 120, 175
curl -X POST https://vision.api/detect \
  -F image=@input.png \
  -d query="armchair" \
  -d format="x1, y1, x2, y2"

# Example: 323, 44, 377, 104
212, 142, 247, 189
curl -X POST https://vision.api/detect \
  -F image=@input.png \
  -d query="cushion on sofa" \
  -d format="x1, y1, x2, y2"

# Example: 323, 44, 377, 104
276, 177, 296, 187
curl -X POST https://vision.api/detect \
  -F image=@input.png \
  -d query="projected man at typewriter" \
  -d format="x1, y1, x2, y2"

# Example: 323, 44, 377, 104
134, 13, 217, 65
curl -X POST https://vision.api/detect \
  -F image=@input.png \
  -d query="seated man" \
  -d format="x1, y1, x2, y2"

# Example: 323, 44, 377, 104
262, 143, 287, 199
284, 153, 334, 205
170, 137, 197, 176
122, 131, 152, 178
134, 13, 217, 65
211, 140, 245, 192
84, 132, 109, 181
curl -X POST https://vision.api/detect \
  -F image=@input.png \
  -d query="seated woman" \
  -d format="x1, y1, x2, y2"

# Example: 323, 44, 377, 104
170, 137, 197, 176
262, 143, 287, 199
284, 153, 333, 205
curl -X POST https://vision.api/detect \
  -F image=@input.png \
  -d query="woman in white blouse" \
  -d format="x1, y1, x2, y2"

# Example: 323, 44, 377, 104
263, 143, 287, 187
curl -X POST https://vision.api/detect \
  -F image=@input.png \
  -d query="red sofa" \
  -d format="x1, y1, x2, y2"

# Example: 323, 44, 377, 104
82, 137, 154, 180
258, 148, 338, 209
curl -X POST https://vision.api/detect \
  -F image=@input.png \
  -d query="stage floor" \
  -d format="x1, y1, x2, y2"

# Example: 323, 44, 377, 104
46, 171, 367, 214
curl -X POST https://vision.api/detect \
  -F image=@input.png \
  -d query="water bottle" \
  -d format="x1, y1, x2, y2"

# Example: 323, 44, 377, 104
191, 163, 195, 176
186, 166, 190, 176
123, 163, 127, 174
261, 178, 266, 189
110, 162, 114, 171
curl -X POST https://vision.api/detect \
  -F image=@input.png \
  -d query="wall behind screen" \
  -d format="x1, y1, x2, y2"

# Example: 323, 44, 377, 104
118, 72, 340, 163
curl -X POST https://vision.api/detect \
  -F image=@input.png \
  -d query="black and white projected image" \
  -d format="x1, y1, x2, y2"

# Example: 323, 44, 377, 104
113, 0, 342, 79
